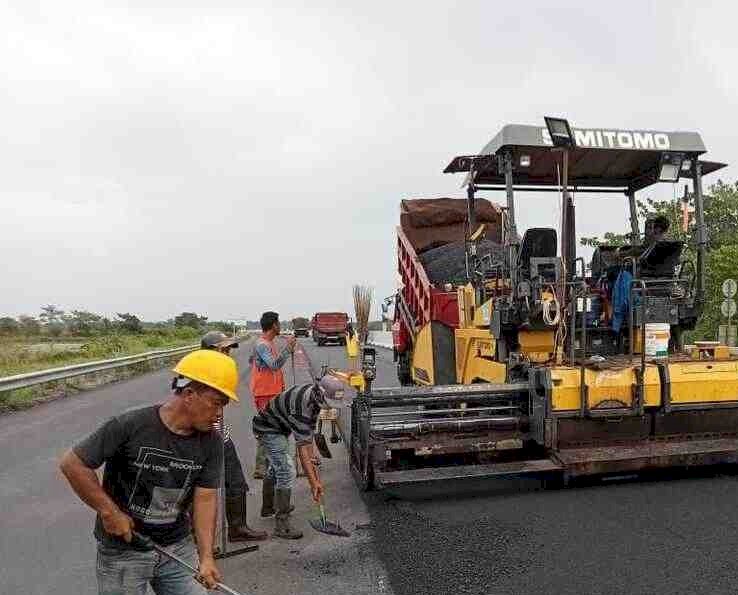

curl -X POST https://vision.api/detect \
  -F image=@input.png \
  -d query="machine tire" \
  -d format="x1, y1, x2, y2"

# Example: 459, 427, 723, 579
349, 399, 375, 491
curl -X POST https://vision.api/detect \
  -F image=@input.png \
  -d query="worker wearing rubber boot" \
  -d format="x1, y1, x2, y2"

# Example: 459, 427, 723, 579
252, 374, 346, 539
249, 311, 296, 478
59, 350, 238, 594
200, 331, 267, 542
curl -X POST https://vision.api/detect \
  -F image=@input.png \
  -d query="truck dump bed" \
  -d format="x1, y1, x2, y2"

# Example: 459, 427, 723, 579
395, 198, 503, 352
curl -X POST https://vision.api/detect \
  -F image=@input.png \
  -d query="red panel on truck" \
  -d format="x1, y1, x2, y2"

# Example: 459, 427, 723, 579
394, 197, 503, 354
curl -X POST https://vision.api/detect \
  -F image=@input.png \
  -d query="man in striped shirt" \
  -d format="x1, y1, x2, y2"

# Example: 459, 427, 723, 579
252, 375, 346, 539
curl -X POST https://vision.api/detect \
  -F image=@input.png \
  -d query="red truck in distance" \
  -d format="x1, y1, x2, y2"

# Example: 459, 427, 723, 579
311, 312, 349, 346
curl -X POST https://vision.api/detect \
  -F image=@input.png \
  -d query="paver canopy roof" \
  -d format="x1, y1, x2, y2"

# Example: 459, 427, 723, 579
444, 124, 726, 191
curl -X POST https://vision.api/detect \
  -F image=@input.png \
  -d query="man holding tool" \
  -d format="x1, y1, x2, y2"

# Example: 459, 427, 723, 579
59, 350, 237, 594
200, 331, 267, 542
249, 311, 296, 478
252, 374, 346, 539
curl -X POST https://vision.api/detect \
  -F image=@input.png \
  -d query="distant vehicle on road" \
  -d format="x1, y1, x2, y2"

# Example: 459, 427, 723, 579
291, 316, 310, 337
311, 312, 349, 346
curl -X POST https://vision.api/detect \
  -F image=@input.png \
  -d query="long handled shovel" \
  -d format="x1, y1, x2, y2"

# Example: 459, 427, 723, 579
130, 531, 248, 595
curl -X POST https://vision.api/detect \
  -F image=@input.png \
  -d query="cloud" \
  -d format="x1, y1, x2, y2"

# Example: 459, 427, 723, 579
1, 0, 735, 320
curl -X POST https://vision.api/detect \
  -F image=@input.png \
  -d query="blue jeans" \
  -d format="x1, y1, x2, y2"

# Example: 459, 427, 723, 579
96, 537, 206, 595
257, 433, 295, 490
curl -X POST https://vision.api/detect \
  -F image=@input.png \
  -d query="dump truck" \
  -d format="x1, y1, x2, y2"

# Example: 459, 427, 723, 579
312, 312, 349, 346
349, 119, 735, 491
292, 317, 310, 337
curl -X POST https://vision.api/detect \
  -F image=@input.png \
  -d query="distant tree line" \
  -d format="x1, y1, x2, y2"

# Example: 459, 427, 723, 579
0, 307, 245, 338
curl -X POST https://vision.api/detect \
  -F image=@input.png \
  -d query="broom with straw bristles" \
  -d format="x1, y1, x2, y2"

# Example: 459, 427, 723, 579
353, 285, 373, 345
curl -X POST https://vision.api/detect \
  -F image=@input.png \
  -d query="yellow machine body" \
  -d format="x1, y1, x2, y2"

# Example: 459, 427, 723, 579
548, 365, 661, 412
417, 284, 738, 410
411, 323, 436, 385
454, 327, 506, 384
667, 360, 738, 405
410, 321, 458, 386
519, 330, 556, 363
453, 286, 507, 383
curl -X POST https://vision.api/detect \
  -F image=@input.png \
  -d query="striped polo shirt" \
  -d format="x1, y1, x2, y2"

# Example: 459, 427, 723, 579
252, 384, 322, 445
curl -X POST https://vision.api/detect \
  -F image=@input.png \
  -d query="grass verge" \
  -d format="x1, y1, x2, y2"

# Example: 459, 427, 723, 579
0, 356, 186, 414
0, 328, 200, 377
0, 328, 202, 414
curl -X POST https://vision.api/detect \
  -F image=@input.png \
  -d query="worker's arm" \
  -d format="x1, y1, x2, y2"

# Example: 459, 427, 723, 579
297, 442, 324, 503
192, 487, 222, 589
255, 340, 293, 370
59, 450, 134, 541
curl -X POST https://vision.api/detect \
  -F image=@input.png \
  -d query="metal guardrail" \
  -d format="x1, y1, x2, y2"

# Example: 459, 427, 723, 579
0, 344, 199, 393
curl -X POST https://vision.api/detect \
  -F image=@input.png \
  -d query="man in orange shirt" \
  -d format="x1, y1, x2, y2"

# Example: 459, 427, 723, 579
249, 311, 296, 479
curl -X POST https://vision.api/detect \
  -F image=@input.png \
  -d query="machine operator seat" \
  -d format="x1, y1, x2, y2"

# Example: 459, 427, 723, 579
517, 228, 558, 282
590, 245, 620, 281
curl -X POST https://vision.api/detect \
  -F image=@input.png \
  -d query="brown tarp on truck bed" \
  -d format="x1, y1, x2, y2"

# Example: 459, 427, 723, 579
400, 197, 503, 253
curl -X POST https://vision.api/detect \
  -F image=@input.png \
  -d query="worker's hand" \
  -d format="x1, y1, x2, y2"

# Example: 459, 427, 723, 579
197, 556, 222, 590
100, 507, 134, 543
311, 480, 324, 504
287, 336, 297, 350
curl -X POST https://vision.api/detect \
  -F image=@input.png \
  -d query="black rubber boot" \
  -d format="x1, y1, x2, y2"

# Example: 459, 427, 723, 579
261, 478, 276, 517
274, 489, 303, 540
261, 478, 293, 517
226, 494, 268, 542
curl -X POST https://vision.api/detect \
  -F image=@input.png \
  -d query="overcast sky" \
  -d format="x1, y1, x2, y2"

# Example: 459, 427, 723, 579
1, 1, 736, 321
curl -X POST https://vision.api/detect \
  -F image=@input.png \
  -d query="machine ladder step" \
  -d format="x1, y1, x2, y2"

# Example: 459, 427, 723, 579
556, 438, 738, 477
375, 459, 563, 487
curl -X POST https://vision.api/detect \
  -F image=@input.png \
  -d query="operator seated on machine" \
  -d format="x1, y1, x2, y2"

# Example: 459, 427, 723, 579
610, 215, 674, 335
644, 214, 670, 246
640, 214, 684, 280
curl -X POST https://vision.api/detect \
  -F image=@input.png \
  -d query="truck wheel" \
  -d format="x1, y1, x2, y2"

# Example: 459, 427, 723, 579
318, 338, 325, 346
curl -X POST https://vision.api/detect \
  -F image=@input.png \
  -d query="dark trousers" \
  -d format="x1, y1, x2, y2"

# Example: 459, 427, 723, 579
224, 438, 249, 498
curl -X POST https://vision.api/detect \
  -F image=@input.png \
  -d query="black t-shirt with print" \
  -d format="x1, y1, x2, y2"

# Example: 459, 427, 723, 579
73, 404, 222, 547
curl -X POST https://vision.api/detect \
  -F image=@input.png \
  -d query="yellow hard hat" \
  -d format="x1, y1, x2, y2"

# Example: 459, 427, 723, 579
173, 349, 239, 402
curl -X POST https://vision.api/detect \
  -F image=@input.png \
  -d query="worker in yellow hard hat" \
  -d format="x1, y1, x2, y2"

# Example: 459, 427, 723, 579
60, 349, 238, 593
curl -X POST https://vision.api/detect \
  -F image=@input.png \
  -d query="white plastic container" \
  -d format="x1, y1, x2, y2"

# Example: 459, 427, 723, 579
645, 323, 670, 358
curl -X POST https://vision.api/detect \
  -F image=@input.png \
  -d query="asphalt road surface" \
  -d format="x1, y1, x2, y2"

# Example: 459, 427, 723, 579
3, 339, 738, 595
